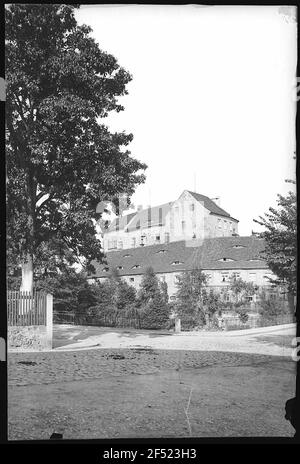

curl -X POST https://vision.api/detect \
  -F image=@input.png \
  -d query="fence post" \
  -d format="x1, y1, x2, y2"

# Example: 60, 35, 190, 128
175, 317, 181, 333
46, 294, 53, 349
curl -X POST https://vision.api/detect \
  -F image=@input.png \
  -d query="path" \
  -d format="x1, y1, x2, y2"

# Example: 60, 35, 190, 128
52, 323, 296, 357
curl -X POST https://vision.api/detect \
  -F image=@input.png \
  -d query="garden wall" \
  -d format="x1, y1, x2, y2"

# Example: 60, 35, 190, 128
8, 325, 52, 351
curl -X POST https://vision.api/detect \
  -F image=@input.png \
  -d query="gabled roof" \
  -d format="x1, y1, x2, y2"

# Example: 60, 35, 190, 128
89, 236, 268, 279
187, 191, 238, 221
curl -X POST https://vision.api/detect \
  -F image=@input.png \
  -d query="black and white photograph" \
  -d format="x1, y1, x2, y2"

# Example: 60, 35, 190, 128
3, 3, 298, 445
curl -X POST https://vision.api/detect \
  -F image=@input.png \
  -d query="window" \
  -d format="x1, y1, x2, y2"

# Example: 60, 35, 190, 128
172, 261, 184, 265
232, 245, 245, 249
157, 249, 167, 254
102, 267, 109, 273
160, 275, 166, 282
131, 238, 136, 248
218, 219, 222, 229
132, 264, 141, 269
221, 272, 229, 282
245, 296, 253, 302
218, 257, 235, 262
175, 206, 179, 213
117, 266, 123, 270
249, 273, 256, 282
232, 272, 241, 280
140, 236, 146, 246
129, 277, 135, 282
123, 254, 131, 258
156, 235, 161, 242
182, 221, 186, 232
190, 204, 195, 212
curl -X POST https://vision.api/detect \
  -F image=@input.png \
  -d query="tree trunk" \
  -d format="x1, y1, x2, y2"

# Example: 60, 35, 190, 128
20, 254, 33, 292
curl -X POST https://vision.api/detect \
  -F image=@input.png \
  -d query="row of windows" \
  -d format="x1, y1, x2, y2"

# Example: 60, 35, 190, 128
217, 218, 236, 233
174, 203, 195, 213
101, 269, 270, 285
107, 233, 171, 250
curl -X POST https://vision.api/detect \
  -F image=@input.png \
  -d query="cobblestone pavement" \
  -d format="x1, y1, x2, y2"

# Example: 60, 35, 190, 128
8, 349, 296, 439
8, 348, 293, 386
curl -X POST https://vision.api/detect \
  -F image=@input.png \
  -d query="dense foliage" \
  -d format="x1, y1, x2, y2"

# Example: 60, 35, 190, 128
174, 268, 223, 329
136, 267, 171, 329
254, 180, 297, 297
6, 4, 147, 289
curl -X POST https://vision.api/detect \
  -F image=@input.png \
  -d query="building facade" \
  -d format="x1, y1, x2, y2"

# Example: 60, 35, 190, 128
101, 190, 239, 252
88, 236, 280, 303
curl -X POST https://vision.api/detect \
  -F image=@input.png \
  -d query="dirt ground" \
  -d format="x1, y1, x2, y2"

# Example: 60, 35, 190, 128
8, 345, 296, 439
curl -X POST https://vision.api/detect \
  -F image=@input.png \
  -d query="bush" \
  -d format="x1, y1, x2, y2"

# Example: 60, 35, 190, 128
234, 305, 249, 323
137, 267, 170, 329
139, 297, 170, 330
258, 293, 291, 325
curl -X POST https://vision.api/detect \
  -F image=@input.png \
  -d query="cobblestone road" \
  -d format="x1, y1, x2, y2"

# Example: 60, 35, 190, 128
8, 347, 292, 386
8, 348, 295, 440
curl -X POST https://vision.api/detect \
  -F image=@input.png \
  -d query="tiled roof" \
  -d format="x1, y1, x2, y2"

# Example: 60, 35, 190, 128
189, 236, 268, 270
89, 236, 268, 279
106, 191, 238, 234
107, 212, 136, 233
107, 202, 173, 233
187, 191, 238, 221
127, 202, 173, 232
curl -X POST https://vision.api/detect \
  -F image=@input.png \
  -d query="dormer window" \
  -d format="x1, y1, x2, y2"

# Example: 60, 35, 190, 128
102, 267, 109, 272
117, 266, 123, 270
132, 264, 141, 269
123, 254, 131, 258
172, 260, 184, 265
218, 258, 235, 262
157, 249, 167, 254
232, 245, 245, 249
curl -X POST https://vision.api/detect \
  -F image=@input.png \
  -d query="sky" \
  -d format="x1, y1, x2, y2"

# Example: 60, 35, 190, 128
76, 5, 297, 236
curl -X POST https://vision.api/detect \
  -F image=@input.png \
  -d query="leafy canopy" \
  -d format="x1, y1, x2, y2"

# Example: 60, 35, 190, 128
254, 187, 297, 294
6, 4, 147, 276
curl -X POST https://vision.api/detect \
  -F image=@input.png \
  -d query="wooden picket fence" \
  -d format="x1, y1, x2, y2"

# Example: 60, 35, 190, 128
7, 290, 47, 326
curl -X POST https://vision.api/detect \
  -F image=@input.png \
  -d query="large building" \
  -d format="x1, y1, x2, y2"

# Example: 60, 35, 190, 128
88, 236, 278, 302
101, 190, 239, 252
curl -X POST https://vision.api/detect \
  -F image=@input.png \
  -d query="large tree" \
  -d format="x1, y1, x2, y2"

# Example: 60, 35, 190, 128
254, 181, 297, 301
6, 4, 147, 291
